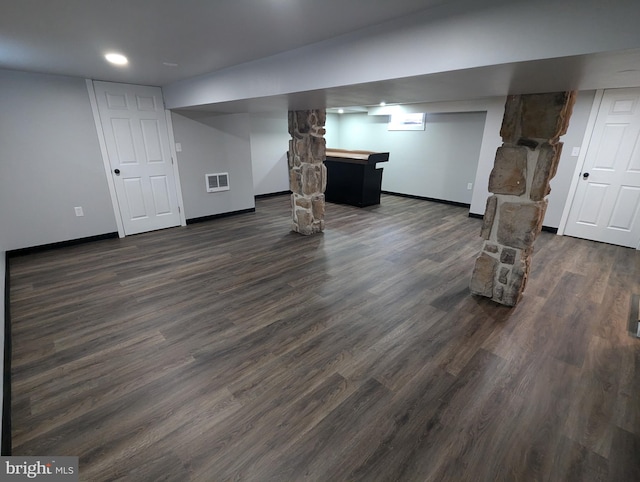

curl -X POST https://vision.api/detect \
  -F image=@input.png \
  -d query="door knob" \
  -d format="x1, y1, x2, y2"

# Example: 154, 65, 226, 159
582, 172, 589, 179
114, 169, 121, 175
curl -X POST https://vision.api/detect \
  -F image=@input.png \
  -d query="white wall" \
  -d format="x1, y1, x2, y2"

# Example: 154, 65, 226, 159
249, 112, 290, 195
330, 111, 487, 204
0, 70, 118, 251
171, 112, 255, 219
325, 114, 341, 147
546, 90, 596, 227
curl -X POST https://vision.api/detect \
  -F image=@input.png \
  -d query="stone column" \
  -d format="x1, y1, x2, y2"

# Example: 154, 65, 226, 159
288, 110, 327, 235
470, 92, 576, 306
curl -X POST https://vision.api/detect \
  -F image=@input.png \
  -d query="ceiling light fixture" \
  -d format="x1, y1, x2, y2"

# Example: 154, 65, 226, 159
105, 53, 128, 65
338, 109, 344, 114
379, 101, 386, 106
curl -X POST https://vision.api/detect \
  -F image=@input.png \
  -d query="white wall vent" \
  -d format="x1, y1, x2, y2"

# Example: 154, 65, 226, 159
205, 172, 230, 193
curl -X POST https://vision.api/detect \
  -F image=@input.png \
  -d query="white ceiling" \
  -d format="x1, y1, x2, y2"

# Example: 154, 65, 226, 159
3, 0, 640, 113
0, 0, 446, 86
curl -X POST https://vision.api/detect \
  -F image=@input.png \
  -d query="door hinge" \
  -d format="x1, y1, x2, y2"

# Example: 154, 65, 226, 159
178, 206, 181, 213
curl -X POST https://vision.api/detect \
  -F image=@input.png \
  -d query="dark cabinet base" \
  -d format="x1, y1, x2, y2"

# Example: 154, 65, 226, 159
324, 160, 384, 207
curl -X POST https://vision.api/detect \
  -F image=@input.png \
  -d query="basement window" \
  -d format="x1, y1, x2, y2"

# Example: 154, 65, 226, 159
388, 112, 426, 131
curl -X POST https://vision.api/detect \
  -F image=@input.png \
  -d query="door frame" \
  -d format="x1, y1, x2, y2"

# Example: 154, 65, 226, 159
86, 79, 186, 238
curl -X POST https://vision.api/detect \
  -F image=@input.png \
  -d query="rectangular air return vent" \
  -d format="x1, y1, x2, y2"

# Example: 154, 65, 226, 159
205, 172, 230, 193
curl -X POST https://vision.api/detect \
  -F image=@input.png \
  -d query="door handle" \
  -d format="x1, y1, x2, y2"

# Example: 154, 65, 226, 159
114, 169, 121, 175
582, 172, 589, 179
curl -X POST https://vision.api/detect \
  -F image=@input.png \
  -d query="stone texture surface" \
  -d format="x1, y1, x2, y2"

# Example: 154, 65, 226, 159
488, 146, 527, 195
289, 168, 302, 194
521, 92, 576, 142
480, 196, 497, 240
503, 255, 530, 307
469, 253, 498, 298
288, 110, 326, 235
472, 91, 575, 307
530, 143, 563, 201
500, 95, 523, 144
500, 92, 576, 144
498, 267, 509, 285
500, 92, 577, 143
517, 138, 539, 149
302, 164, 321, 196
312, 194, 325, 220
295, 196, 311, 209
497, 201, 547, 251
500, 247, 516, 265
484, 243, 499, 254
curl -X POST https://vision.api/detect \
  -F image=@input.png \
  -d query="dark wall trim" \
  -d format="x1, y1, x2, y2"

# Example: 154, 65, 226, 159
255, 191, 291, 199
2, 252, 11, 455
7, 232, 118, 258
467, 212, 558, 233
628, 294, 639, 338
381, 191, 471, 209
186, 208, 256, 225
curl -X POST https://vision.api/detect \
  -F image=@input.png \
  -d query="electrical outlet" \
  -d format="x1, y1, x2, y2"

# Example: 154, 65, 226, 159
175, 142, 182, 152
74, 206, 84, 217
467, 182, 473, 190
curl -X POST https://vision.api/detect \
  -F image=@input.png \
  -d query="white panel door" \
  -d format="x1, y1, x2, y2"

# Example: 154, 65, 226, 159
565, 88, 640, 248
94, 81, 181, 235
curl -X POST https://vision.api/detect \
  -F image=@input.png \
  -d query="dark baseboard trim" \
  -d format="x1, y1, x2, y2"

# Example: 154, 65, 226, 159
255, 191, 291, 199
2, 252, 11, 455
186, 208, 256, 225
7, 232, 119, 258
628, 294, 639, 338
467, 212, 558, 233
381, 191, 471, 209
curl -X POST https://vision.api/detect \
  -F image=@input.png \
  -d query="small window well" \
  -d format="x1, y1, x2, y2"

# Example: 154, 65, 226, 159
205, 173, 230, 193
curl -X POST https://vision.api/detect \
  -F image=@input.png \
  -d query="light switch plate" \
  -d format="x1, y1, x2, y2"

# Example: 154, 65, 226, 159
571, 146, 580, 156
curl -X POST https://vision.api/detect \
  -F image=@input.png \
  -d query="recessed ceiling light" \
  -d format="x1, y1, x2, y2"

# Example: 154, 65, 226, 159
338, 109, 344, 114
105, 53, 128, 65
380, 101, 386, 106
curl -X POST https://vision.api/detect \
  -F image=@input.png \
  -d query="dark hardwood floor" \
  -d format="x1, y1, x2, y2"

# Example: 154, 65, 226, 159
9, 194, 640, 481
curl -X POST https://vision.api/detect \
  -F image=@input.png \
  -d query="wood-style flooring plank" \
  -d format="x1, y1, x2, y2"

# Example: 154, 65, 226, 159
8, 194, 640, 481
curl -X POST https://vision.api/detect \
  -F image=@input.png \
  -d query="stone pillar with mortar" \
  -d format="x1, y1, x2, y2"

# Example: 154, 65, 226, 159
288, 109, 327, 235
470, 92, 576, 306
